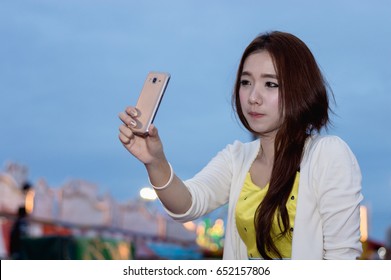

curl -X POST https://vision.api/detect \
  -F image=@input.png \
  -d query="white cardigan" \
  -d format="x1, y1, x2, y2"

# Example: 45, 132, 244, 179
165, 135, 363, 259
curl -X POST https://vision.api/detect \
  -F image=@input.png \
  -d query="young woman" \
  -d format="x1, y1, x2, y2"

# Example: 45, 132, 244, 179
118, 31, 363, 260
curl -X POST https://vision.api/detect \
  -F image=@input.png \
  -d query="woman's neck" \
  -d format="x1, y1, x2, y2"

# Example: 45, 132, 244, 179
259, 135, 275, 166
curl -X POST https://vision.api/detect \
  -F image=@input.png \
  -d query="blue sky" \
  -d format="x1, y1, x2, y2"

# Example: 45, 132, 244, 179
1, 0, 390, 242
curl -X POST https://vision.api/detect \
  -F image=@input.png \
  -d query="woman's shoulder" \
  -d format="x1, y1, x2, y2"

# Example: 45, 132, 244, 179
304, 134, 358, 163
225, 138, 260, 154
308, 134, 352, 151
213, 139, 260, 164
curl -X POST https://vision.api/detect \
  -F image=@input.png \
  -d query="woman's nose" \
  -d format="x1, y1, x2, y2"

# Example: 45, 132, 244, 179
249, 87, 262, 105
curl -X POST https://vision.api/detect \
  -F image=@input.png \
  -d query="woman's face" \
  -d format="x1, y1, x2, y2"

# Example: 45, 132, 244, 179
239, 51, 282, 137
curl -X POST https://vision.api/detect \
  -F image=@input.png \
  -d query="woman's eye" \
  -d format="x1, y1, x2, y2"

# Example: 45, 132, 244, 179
240, 79, 251, 86
265, 81, 279, 88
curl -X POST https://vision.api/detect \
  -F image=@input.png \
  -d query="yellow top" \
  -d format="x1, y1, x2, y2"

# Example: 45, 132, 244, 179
235, 172, 300, 259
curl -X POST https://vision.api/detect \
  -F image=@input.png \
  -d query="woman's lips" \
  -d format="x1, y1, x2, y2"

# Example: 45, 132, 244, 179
248, 111, 265, 118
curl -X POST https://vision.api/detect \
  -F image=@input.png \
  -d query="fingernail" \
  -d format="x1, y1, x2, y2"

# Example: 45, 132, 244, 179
130, 120, 137, 127
130, 109, 138, 117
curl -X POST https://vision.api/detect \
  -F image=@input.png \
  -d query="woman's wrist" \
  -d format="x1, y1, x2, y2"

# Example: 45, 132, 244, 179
147, 161, 174, 190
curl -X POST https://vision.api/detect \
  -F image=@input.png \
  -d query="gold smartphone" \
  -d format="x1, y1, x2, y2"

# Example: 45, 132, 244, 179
132, 71, 170, 136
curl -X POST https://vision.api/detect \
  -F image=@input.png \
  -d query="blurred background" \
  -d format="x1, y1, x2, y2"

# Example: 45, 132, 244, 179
1, 0, 390, 260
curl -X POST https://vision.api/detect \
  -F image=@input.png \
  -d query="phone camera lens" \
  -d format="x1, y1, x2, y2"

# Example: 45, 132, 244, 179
152, 77, 157, 83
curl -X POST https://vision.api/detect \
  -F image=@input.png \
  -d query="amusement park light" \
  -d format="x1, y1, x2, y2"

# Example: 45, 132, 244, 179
139, 187, 158, 201
360, 205, 368, 242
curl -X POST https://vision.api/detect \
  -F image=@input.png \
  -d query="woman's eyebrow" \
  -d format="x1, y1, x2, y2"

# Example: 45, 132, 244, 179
241, 71, 277, 79
261, 73, 278, 79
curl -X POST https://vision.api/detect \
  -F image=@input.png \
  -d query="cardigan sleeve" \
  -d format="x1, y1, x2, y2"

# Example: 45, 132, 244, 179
164, 142, 235, 223
312, 136, 363, 259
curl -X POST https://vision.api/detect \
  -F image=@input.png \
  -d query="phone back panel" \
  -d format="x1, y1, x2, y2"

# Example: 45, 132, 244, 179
133, 72, 170, 136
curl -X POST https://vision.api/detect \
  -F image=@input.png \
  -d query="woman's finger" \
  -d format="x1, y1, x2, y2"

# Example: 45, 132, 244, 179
119, 112, 137, 127
119, 124, 134, 139
118, 132, 131, 145
126, 106, 138, 117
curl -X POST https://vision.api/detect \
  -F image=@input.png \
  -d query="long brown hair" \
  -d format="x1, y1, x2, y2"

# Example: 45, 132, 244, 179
232, 31, 332, 259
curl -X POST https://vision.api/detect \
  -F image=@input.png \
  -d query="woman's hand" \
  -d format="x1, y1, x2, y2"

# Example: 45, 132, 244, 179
118, 106, 166, 165
118, 106, 192, 215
